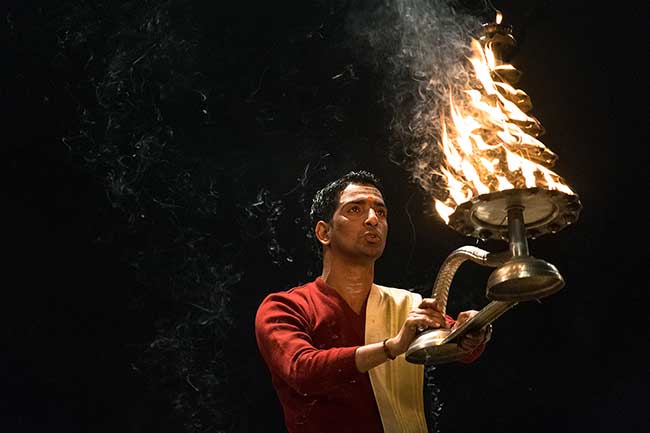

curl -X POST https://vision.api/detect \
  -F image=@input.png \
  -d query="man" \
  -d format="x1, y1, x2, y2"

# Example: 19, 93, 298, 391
255, 170, 491, 433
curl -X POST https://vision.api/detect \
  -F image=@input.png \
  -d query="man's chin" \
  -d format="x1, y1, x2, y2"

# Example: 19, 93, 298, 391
360, 244, 385, 260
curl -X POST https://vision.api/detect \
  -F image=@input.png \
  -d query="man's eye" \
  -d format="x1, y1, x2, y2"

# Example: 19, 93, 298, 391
377, 209, 386, 217
349, 206, 361, 213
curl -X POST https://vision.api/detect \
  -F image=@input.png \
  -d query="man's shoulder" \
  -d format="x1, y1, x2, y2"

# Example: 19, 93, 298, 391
373, 283, 422, 304
257, 279, 317, 309
255, 280, 318, 326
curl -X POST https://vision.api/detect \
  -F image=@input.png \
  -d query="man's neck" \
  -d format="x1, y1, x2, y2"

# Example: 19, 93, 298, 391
321, 254, 375, 314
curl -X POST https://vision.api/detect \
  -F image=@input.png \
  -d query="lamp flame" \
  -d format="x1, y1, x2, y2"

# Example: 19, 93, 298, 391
432, 26, 574, 224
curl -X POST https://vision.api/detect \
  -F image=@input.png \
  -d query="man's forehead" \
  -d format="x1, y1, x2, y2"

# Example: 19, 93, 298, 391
338, 183, 384, 203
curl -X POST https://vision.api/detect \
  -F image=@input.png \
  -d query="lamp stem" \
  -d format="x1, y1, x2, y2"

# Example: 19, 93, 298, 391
507, 205, 529, 258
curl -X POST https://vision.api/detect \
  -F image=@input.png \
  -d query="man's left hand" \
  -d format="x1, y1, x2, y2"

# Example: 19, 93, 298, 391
452, 310, 493, 352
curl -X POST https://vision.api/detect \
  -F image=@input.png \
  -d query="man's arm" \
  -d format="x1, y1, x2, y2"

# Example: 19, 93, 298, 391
368, 302, 492, 368
356, 302, 492, 371
355, 298, 448, 372
256, 294, 449, 392
256, 293, 483, 394
255, 294, 363, 396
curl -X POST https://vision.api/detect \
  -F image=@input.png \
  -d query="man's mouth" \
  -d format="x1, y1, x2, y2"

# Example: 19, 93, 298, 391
364, 232, 381, 242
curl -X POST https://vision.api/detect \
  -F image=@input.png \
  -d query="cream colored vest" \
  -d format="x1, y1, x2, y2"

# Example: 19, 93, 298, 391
365, 284, 428, 433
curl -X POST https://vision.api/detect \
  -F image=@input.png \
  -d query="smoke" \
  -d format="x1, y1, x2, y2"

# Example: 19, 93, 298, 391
347, 0, 490, 213
346, 2, 493, 429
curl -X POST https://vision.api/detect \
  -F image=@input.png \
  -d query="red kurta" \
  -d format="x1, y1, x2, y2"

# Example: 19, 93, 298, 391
255, 277, 384, 433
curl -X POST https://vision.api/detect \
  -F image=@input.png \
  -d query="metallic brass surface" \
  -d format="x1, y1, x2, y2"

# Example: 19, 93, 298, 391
426, 246, 510, 317
405, 328, 469, 364
406, 301, 516, 365
507, 205, 529, 258
405, 247, 512, 365
407, 13, 582, 365
406, 188, 581, 365
480, 22, 516, 61
487, 256, 565, 301
448, 188, 582, 242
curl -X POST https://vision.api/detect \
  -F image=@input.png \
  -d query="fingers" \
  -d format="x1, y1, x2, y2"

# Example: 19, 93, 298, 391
481, 323, 493, 343
405, 298, 474, 337
406, 311, 443, 330
454, 309, 478, 326
459, 324, 492, 351
418, 298, 444, 312
459, 337, 480, 351
395, 310, 445, 353
411, 308, 447, 328
458, 332, 482, 351
416, 298, 448, 329
465, 325, 488, 342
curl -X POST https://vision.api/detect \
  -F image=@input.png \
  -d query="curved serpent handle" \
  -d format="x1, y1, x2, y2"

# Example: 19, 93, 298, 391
432, 246, 511, 317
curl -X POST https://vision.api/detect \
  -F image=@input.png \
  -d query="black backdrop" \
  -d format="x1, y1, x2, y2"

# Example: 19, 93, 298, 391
3, 1, 648, 432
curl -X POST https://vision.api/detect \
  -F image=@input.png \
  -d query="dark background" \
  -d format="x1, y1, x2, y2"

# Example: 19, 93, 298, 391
3, 0, 648, 432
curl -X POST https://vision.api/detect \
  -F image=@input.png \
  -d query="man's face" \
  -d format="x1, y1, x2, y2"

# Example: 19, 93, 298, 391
324, 183, 388, 262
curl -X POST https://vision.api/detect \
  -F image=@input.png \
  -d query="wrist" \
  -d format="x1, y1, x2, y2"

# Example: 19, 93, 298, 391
382, 338, 397, 360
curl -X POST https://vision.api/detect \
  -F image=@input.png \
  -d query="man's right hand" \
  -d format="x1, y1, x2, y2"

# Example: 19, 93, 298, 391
386, 298, 448, 357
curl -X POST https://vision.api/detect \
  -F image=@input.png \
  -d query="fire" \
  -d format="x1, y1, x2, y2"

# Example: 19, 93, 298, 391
433, 26, 574, 224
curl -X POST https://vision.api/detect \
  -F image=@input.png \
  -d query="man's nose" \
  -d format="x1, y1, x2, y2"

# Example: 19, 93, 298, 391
365, 208, 379, 226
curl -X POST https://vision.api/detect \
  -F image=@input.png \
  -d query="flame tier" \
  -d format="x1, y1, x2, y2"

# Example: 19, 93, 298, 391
448, 187, 582, 241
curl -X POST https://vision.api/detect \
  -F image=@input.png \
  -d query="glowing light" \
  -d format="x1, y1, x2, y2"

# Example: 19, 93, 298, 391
432, 21, 574, 224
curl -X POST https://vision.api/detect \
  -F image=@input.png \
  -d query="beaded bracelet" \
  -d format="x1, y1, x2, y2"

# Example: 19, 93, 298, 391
382, 338, 396, 360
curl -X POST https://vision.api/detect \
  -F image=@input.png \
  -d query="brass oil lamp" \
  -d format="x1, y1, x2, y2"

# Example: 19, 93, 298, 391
405, 13, 582, 365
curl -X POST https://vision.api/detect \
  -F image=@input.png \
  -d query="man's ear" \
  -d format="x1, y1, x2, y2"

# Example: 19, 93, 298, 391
315, 221, 331, 246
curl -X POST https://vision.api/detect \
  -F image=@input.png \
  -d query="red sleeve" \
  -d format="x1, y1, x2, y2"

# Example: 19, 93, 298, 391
445, 315, 485, 364
255, 293, 361, 396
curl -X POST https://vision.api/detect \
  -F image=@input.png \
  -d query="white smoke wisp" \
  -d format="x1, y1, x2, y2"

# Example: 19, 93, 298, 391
347, 0, 488, 212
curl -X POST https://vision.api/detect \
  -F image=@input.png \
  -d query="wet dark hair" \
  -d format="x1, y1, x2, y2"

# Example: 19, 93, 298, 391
309, 170, 384, 227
